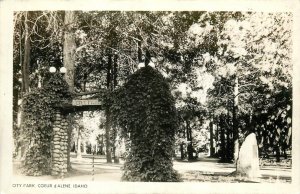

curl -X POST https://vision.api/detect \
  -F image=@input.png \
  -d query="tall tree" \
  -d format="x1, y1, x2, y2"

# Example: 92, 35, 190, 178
63, 11, 76, 92
22, 12, 31, 93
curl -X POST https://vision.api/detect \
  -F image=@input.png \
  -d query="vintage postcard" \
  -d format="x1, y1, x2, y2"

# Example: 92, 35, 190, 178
1, 0, 300, 193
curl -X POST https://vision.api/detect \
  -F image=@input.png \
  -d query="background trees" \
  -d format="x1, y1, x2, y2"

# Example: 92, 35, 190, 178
205, 12, 293, 162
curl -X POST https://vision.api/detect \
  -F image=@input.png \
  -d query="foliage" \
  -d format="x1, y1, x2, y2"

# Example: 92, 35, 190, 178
112, 66, 181, 181
21, 74, 70, 175
204, 12, 293, 160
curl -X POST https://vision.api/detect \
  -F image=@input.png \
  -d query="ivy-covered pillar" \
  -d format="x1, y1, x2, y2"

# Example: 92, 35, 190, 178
111, 66, 181, 182
21, 73, 71, 176
51, 109, 68, 177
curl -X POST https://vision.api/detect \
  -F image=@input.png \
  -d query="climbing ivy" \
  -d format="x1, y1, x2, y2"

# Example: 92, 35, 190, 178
22, 74, 70, 176
112, 66, 181, 182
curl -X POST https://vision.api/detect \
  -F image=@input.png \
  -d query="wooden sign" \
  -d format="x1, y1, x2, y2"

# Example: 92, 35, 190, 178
72, 99, 101, 106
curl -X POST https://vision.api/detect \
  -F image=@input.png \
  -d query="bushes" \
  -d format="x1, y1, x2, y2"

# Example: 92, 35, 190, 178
112, 66, 181, 182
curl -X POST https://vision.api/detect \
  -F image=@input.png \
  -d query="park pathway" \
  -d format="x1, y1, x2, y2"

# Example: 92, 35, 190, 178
12, 153, 291, 182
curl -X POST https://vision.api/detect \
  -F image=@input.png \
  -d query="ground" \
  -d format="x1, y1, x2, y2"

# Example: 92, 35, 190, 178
13, 153, 291, 183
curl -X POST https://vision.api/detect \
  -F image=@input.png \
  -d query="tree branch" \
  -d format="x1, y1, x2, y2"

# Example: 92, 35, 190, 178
75, 40, 97, 53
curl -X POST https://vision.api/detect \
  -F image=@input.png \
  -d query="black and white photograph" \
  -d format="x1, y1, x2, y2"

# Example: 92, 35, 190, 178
0, 1, 300, 194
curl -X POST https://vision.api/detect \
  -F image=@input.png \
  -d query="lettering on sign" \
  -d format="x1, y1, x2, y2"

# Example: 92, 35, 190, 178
72, 99, 101, 106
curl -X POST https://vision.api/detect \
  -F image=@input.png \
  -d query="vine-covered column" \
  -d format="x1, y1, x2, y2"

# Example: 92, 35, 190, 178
21, 73, 71, 176
111, 66, 181, 182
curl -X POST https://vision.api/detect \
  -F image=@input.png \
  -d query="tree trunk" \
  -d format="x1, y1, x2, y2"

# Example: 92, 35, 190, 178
105, 54, 113, 163
13, 86, 20, 158
248, 108, 254, 135
181, 128, 187, 160
226, 121, 231, 161
275, 145, 281, 162
114, 139, 120, 164
101, 135, 104, 154
95, 143, 98, 155
145, 50, 151, 67
76, 127, 82, 159
220, 116, 226, 161
105, 107, 112, 163
186, 120, 193, 160
63, 11, 76, 93
137, 34, 143, 63
180, 143, 184, 160
13, 86, 19, 129
283, 146, 287, 159
22, 12, 30, 93
215, 118, 219, 154
14, 20, 22, 131
113, 54, 118, 88
112, 54, 120, 163
144, 38, 151, 66
226, 110, 232, 161
83, 141, 86, 154
209, 116, 214, 157
63, 11, 76, 167
16, 12, 31, 160
233, 75, 239, 165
